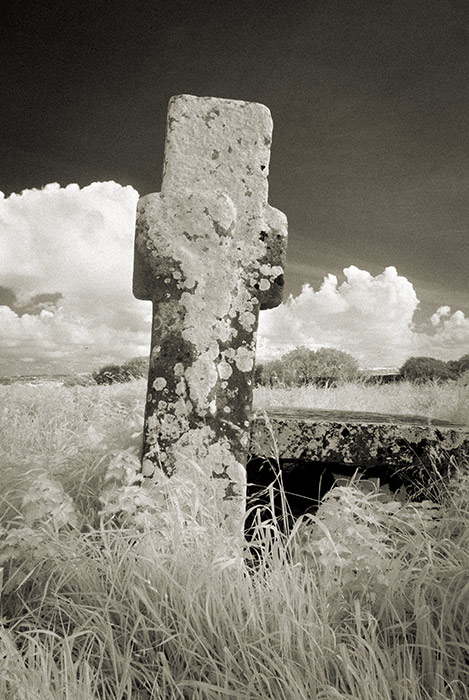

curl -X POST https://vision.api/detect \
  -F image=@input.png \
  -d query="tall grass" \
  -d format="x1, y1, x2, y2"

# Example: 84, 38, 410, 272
0, 380, 468, 699
254, 378, 469, 425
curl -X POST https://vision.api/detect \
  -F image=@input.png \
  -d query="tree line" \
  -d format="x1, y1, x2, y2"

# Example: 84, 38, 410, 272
256, 347, 469, 387
89, 349, 469, 386
400, 354, 469, 384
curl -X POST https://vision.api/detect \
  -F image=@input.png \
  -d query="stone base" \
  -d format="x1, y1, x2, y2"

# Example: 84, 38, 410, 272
246, 408, 469, 528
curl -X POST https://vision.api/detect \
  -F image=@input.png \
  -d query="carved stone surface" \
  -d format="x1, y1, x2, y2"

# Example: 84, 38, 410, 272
133, 95, 287, 534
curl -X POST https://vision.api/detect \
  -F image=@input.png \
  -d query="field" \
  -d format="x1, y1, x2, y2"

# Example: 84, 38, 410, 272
254, 379, 469, 424
0, 378, 468, 699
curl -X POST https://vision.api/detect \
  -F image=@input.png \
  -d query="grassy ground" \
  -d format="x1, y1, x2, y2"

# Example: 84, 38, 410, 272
0, 379, 468, 699
254, 378, 469, 425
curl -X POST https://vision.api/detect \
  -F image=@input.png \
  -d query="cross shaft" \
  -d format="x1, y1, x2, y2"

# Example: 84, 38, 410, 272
133, 94, 287, 533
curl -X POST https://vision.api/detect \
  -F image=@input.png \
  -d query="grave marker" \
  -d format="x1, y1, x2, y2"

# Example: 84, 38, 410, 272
133, 94, 287, 533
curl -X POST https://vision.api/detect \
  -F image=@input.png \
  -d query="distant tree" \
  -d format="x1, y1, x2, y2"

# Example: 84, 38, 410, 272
400, 356, 455, 383
261, 347, 359, 387
259, 357, 286, 386
447, 354, 469, 378
121, 356, 149, 380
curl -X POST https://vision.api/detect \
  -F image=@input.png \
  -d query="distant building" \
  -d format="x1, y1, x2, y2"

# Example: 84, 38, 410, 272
360, 368, 402, 384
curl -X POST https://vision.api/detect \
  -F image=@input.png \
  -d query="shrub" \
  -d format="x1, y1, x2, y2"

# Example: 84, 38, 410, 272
92, 357, 149, 385
447, 353, 469, 378
92, 364, 128, 385
400, 356, 455, 383
253, 363, 264, 386
121, 356, 149, 380
260, 346, 359, 386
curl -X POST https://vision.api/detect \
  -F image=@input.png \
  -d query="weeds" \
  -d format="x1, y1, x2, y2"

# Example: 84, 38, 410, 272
0, 380, 468, 699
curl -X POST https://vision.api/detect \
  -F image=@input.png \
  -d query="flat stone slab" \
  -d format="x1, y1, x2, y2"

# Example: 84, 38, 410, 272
250, 407, 469, 469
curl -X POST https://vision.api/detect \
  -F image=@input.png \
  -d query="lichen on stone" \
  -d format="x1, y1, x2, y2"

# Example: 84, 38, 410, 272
152, 377, 167, 391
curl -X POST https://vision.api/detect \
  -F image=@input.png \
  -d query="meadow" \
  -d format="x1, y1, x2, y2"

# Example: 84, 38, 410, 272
0, 378, 468, 699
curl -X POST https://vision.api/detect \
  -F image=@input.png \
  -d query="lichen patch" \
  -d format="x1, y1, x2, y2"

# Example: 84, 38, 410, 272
152, 377, 167, 391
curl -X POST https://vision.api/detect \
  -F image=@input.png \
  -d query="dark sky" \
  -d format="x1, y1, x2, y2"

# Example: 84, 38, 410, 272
1, 0, 468, 320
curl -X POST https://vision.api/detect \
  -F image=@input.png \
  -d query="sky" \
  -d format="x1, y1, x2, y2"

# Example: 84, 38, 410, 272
1, 0, 468, 376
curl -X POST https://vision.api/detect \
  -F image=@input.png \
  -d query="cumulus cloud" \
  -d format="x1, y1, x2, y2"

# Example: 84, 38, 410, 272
422, 307, 469, 356
1, 182, 150, 375
0, 182, 467, 376
257, 266, 469, 368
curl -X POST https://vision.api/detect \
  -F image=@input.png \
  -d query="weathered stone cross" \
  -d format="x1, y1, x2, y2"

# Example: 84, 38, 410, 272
133, 94, 287, 533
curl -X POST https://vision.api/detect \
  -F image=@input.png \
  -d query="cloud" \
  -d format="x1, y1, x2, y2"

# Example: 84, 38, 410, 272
430, 306, 451, 326
257, 266, 468, 367
1, 182, 150, 375
1, 182, 467, 376
422, 307, 469, 356
0, 287, 63, 317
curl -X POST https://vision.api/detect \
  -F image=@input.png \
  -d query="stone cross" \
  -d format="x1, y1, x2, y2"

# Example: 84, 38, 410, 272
133, 94, 287, 534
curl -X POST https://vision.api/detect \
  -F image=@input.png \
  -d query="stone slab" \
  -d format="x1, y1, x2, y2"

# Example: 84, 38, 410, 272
250, 407, 469, 469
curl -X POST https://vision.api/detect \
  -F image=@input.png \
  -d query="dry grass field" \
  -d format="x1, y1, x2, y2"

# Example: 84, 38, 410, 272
254, 378, 469, 424
0, 378, 468, 699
